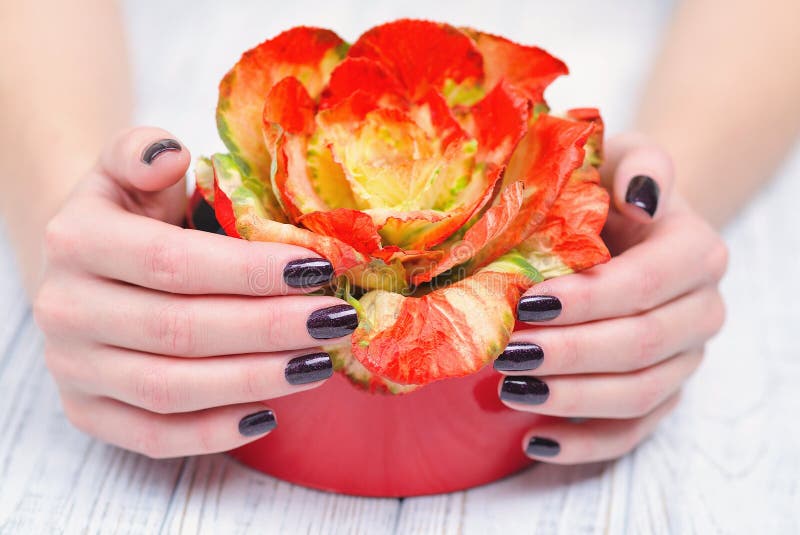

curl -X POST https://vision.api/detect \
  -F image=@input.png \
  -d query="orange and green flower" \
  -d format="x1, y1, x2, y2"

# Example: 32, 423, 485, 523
192, 20, 610, 393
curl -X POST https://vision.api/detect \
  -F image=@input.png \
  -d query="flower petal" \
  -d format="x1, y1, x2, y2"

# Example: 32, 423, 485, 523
461, 81, 530, 166
410, 180, 524, 285
462, 28, 568, 102
299, 208, 382, 256
348, 19, 483, 100
216, 27, 347, 220
320, 57, 406, 109
472, 114, 594, 266
518, 169, 610, 278
351, 254, 539, 385
262, 77, 328, 221
209, 153, 368, 273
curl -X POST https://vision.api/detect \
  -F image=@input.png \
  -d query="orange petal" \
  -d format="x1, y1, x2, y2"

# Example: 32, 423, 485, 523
320, 57, 406, 110
216, 27, 347, 220
348, 19, 483, 100
351, 268, 534, 385
410, 180, 524, 285
465, 81, 530, 166
299, 208, 382, 256
462, 28, 567, 102
262, 77, 328, 221
472, 114, 594, 266
519, 167, 610, 277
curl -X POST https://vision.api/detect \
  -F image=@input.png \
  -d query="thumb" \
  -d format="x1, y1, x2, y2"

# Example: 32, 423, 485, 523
99, 126, 190, 193
601, 132, 674, 224
96, 126, 191, 224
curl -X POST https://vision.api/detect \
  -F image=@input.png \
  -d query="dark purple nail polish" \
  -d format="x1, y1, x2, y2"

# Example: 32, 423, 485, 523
306, 304, 358, 339
283, 258, 334, 288
141, 138, 181, 164
500, 376, 549, 405
625, 175, 660, 217
285, 352, 333, 385
494, 342, 544, 372
526, 436, 560, 457
238, 409, 277, 437
517, 295, 562, 322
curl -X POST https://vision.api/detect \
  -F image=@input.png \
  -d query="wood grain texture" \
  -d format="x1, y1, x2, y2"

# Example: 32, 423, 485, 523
0, 89, 798, 535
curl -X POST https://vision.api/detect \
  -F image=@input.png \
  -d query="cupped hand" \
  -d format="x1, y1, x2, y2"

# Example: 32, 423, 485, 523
496, 133, 728, 464
34, 127, 359, 458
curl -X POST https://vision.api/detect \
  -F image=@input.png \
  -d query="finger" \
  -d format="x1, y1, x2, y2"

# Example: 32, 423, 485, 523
37, 275, 358, 356
520, 393, 680, 464
602, 132, 674, 222
47, 344, 332, 413
498, 287, 724, 375
517, 209, 728, 325
98, 126, 190, 193
46, 196, 334, 295
61, 391, 278, 459
498, 349, 703, 419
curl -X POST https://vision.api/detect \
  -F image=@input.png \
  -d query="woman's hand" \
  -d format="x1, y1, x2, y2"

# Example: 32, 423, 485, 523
495, 134, 728, 464
33, 127, 358, 458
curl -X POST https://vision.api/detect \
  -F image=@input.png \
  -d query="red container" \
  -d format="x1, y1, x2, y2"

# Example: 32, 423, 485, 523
230, 365, 548, 497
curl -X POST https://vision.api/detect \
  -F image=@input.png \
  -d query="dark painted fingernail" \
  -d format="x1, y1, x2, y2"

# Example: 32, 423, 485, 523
307, 304, 359, 339
494, 342, 544, 372
238, 409, 277, 437
283, 258, 334, 288
141, 138, 181, 164
526, 436, 560, 457
500, 376, 549, 405
517, 295, 562, 322
285, 352, 333, 385
625, 175, 660, 217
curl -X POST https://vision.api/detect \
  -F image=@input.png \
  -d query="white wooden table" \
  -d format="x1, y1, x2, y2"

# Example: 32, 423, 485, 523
1, 144, 798, 533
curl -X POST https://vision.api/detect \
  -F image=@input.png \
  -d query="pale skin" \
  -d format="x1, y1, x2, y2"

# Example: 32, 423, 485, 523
1, 0, 798, 462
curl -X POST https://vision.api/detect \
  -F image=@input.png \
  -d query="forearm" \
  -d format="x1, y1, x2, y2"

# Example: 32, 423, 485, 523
636, 0, 800, 228
0, 0, 132, 293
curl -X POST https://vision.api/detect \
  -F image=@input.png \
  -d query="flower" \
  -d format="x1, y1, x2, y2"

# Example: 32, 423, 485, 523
192, 19, 610, 393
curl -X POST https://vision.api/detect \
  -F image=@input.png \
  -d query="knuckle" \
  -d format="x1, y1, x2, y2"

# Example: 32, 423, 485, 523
152, 302, 196, 356
43, 215, 76, 262
33, 280, 67, 334
61, 394, 93, 435
240, 243, 273, 296
257, 305, 291, 350
634, 313, 667, 367
703, 291, 727, 338
630, 371, 664, 417
134, 363, 180, 414
132, 422, 168, 459
633, 265, 663, 312
195, 416, 218, 454
43, 346, 77, 385
705, 239, 729, 283
554, 330, 581, 372
143, 234, 190, 292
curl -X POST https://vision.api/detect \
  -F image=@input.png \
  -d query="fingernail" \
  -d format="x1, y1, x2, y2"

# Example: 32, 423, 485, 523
517, 295, 562, 322
500, 376, 549, 405
526, 436, 561, 457
283, 258, 334, 288
238, 409, 277, 437
141, 138, 181, 164
625, 175, 660, 217
306, 304, 358, 339
285, 352, 333, 385
494, 342, 544, 372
